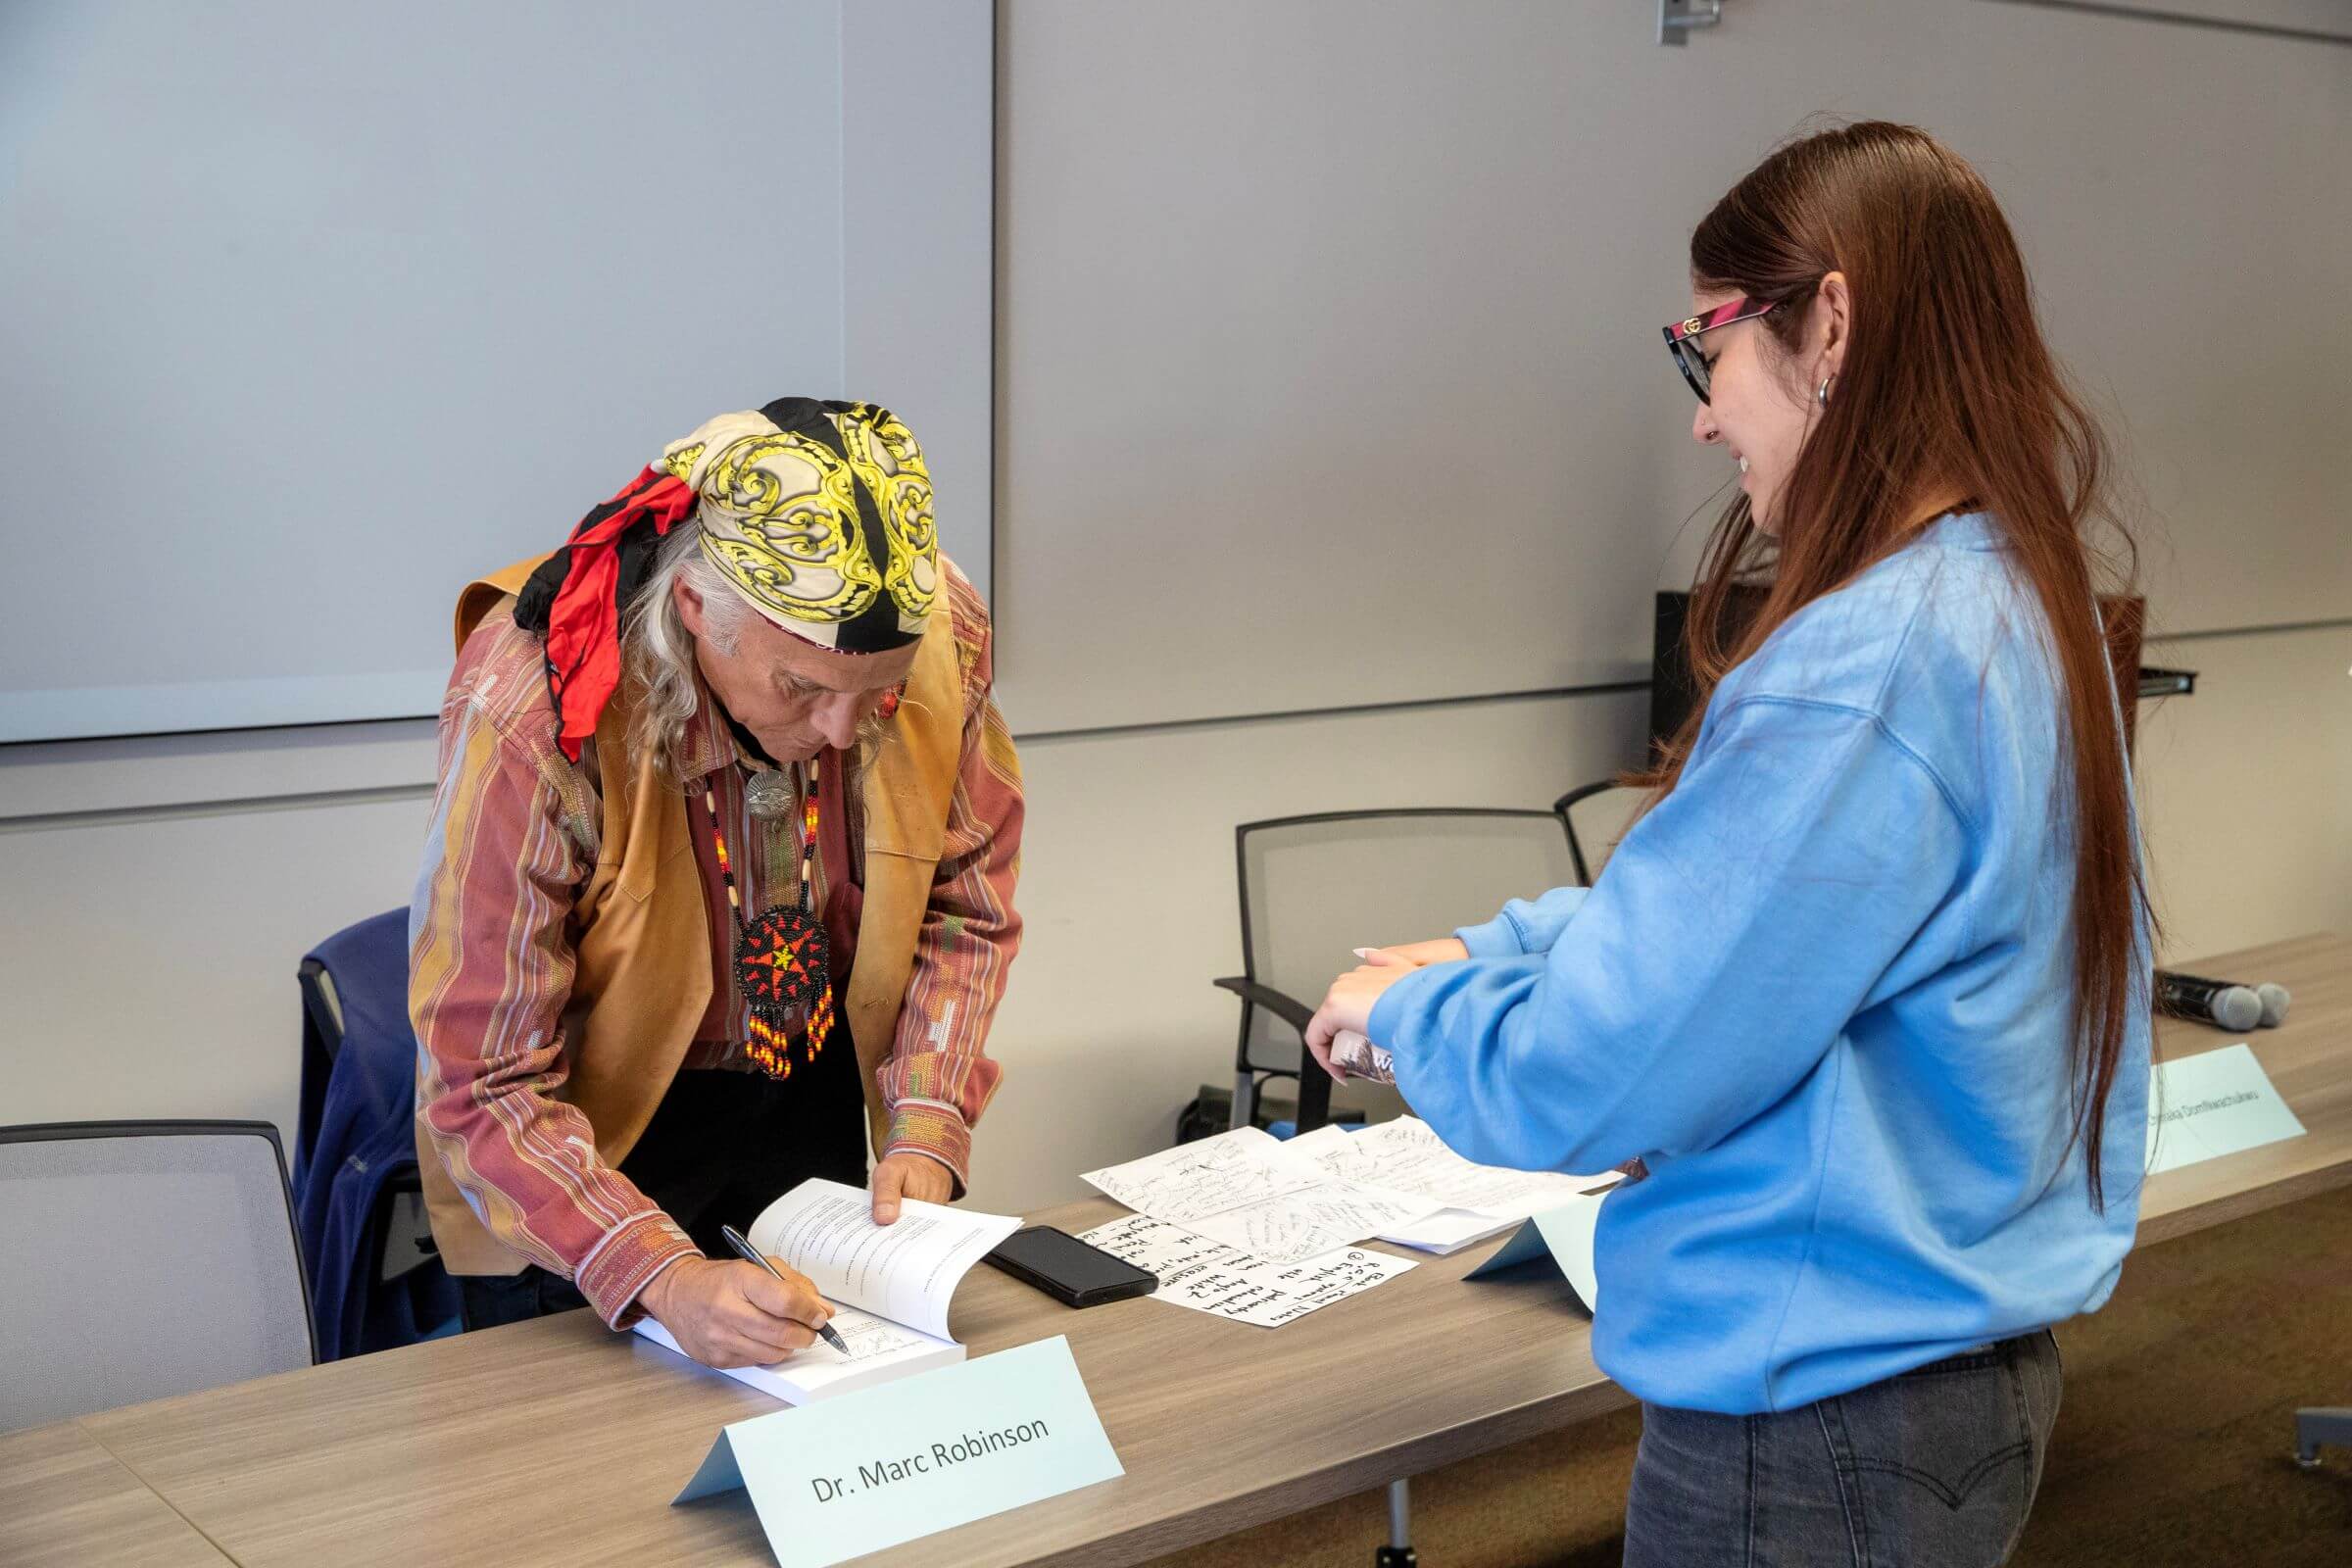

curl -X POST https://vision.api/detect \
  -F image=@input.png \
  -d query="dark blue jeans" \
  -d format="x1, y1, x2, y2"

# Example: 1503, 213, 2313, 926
1624, 1330, 2062, 1567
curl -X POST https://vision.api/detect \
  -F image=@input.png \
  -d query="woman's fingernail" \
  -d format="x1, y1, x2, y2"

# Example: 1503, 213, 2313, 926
1352, 948, 1375, 958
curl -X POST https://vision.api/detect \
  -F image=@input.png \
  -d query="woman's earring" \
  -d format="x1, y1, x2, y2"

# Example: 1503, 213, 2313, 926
1816, 373, 1835, 408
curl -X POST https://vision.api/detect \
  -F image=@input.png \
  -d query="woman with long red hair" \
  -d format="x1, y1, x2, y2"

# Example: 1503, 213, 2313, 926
1308, 122, 2152, 1564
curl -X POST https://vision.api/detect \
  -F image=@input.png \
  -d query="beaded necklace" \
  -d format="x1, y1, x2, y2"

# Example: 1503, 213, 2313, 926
701, 760, 834, 1078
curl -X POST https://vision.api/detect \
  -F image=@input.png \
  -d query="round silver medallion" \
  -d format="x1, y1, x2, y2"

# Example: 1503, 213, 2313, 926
744, 768, 797, 819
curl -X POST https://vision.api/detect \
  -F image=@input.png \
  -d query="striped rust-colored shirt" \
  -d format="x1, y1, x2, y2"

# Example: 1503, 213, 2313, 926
411, 560, 1022, 1326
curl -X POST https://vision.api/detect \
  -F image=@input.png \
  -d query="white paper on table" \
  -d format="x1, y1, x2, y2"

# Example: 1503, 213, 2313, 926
1078, 1212, 1414, 1328
1185, 1178, 1442, 1265
1258, 1247, 1419, 1326
1375, 1206, 1525, 1255
1274, 1124, 1497, 1254
1286, 1117, 1618, 1221
1080, 1126, 1318, 1225
2144, 1042, 2307, 1175
747, 1177, 1020, 1341
635, 1305, 962, 1404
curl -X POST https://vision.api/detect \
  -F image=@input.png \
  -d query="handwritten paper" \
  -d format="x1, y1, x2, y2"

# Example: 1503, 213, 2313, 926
1187, 1179, 1438, 1265
1082, 1126, 1441, 1263
1085, 1120, 1614, 1265
1080, 1127, 1318, 1225
1286, 1118, 1614, 1221
1078, 1213, 1414, 1327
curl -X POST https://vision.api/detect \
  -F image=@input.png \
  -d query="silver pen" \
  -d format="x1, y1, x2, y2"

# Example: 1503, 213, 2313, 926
719, 1223, 852, 1355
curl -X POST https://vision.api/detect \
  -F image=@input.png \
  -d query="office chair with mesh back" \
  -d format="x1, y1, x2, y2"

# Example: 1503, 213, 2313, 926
0, 1120, 315, 1431
1213, 808, 1584, 1137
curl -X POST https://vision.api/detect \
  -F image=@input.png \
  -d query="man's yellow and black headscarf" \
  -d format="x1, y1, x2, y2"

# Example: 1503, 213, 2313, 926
515, 397, 938, 760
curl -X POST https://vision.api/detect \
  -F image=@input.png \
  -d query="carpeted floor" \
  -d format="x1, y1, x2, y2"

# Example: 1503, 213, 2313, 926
1146, 1185, 2352, 1567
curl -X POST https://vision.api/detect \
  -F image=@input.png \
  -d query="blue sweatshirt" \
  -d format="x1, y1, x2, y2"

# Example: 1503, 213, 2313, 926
1367, 513, 2150, 1415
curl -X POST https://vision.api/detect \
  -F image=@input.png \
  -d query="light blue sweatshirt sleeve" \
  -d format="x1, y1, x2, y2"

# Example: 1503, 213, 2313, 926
1368, 696, 1971, 1174
1455, 886, 1592, 957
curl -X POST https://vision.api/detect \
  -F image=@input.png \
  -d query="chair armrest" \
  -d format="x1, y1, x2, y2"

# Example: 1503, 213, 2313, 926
1211, 976, 1318, 1036
1215, 977, 1339, 1133
1552, 779, 1623, 815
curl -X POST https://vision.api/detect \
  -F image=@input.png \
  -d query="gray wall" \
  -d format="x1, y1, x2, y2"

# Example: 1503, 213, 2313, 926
0, 0, 992, 742
994, 0, 2351, 733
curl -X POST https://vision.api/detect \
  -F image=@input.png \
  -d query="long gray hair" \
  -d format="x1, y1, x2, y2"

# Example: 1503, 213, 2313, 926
621, 522, 749, 783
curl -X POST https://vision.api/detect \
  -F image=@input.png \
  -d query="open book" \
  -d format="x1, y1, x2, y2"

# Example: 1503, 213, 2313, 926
634, 1177, 1020, 1404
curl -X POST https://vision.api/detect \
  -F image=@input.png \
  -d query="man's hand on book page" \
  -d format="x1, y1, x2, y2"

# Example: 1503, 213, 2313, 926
640, 1255, 832, 1369
871, 1152, 955, 1224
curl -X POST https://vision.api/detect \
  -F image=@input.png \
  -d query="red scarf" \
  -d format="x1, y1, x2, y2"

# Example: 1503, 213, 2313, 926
536, 466, 697, 761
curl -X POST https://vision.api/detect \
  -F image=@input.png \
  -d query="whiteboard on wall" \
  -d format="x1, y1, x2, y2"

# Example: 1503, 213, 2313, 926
993, 0, 2350, 734
0, 0, 993, 744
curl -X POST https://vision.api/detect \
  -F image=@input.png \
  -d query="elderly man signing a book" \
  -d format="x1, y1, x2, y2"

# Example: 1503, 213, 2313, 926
411, 398, 1024, 1368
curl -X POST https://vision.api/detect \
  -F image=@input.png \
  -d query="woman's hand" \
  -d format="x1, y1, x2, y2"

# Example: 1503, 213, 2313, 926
1362, 938, 1469, 969
1304, 950, 1423, 1079
870, 1152, 955, 1224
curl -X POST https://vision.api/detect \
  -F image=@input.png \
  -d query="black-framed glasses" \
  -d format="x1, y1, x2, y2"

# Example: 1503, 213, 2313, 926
1661, 296, 1777, 405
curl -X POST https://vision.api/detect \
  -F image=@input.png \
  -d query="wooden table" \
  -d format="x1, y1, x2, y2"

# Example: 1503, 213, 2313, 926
21, 934, 2351, 1567
2134, 934, 2351, 1245
0, 1423, 232, 1567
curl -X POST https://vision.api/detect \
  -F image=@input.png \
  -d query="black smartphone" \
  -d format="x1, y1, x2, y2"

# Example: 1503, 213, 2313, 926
984, 1226, 1158, 1307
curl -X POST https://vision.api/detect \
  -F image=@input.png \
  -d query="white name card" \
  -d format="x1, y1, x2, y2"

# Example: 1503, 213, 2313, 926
2145, 1042, 2307, 1176
673, 1335, 1122, 1566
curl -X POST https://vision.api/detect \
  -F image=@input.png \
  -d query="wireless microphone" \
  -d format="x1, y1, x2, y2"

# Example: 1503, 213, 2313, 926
2158, 970, 2289, 1028
2154, 970, 2263, 1032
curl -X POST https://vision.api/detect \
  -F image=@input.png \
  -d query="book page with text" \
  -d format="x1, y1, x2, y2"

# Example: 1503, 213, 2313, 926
748, 1178, 1020, 1340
